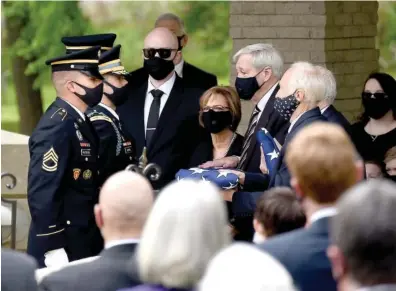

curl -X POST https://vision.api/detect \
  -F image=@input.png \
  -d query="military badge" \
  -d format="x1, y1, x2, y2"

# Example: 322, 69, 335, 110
83, 169, 92, 180
73, 168, 81, 180
74, 122, 79, 129
81, 149, 91, 156
76, 130, 83, 141
80, 142, 90, 148
42, 147, 59, 172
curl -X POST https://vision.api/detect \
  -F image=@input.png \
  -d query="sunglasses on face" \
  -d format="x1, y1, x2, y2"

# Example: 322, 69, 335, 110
142, 48, 177, 59
361, 92, 388, 99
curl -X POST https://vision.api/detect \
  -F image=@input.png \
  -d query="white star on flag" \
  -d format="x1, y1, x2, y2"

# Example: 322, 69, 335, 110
191, 168, 208, 174
223, 182, 238, 190
267, 149, 279, 160
261, 128, 268, 134
217, 170, 232, 178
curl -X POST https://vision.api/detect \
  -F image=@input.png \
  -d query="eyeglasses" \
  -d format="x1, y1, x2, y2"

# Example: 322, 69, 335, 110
361, 92, 388, 99
143, 48, 177, 59
202, 105, 229, 112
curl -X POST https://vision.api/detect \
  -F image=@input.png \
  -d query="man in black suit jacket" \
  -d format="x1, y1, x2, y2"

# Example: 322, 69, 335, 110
258, 122, 363, 291
1, 250, 38, 291
316, 65, 351, 134
118, 27, 207, 190
127, 13, 217, 90
39, 171, 154, 291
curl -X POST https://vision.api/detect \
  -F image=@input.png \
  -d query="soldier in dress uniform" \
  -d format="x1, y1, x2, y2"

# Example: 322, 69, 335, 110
61, 33, 116, 55
87, 44, 137, 185
27, 46, 104, 267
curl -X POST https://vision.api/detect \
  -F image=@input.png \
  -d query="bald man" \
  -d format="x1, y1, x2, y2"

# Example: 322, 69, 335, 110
128, 13, 217, 90
118, 27, 208, 190
40, 171, 154, 291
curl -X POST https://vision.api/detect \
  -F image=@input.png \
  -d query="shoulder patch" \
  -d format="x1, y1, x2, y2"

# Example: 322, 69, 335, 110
50, 108, 68, 121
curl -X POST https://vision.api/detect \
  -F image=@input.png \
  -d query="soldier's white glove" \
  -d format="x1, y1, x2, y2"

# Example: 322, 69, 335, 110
44, 248, 69, 267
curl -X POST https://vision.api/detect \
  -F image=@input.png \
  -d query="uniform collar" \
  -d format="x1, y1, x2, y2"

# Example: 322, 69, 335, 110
63, 99, 85, 121
99, 103, 119, 120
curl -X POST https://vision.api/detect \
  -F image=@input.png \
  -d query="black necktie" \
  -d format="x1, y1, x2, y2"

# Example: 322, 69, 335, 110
146, 89, 164, 147
237, 105, 261, 170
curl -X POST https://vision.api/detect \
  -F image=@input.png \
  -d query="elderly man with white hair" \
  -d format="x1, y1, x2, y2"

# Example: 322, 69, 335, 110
119, 179, 231, 291
316, 65, 351, 133
222, 62, 328, 217
199, 243, 296, 291
40, 171, 154, 291
128, 13, 217, 90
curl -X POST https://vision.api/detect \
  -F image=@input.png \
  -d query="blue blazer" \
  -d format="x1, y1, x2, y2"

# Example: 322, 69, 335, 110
258, 217, 337, 291
322, 105, 351, 135
232, 107, 327, 215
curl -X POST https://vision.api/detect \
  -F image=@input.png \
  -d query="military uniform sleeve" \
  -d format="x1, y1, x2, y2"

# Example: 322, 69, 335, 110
27, 118, 72, 251
88, 113, 114, 158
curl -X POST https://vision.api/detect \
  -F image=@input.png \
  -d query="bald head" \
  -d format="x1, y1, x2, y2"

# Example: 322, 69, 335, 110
144, 27, 178, 51
96, 171, 154, 238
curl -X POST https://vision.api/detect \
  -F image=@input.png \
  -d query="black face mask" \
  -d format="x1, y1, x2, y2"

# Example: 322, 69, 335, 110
273, 93, 300, 121
235, 70, 264, 100
202, 110, 232, 134
362, 93, 391, 120
144, 57, 175, 80
72, 82, 103, 107
103, 80, 129, 107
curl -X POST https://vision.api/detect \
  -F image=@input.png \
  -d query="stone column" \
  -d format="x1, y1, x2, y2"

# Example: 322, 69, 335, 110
229, 1, 379, 133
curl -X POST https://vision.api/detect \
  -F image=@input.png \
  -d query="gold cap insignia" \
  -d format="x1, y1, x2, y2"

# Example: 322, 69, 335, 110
83, 169, 92, 180
42, 147, 59, 172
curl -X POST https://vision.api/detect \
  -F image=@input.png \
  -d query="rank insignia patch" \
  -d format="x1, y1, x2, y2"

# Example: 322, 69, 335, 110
80, 142, 90, 148
73, 168, 81, 180
83, 169, 92, 180
42, 147, 59, 172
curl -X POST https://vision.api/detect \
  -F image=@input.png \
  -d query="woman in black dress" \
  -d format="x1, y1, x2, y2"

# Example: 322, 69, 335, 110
351, 73, 396, 173
189, 86, 244, 167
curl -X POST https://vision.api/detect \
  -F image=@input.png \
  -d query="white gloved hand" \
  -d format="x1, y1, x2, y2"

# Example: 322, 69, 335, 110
44, 248, 69, 267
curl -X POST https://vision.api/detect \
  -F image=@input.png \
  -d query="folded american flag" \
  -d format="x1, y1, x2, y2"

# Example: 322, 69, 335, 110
256, 128, 281, 177
175, 168, 239, 190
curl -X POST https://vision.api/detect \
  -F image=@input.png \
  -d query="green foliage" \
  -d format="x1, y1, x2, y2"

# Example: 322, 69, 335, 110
378, 2, 396, 77
2, 1, 91, 88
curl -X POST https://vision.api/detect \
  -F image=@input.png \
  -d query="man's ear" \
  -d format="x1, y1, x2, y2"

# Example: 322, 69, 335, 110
291, 176, 304, 200
182, 34, 189, 47
327, 245, 347, 281
66, 81, 76, 93
295, 89, 305, 102
261, 67, 273, 83
94, 204, 103, 229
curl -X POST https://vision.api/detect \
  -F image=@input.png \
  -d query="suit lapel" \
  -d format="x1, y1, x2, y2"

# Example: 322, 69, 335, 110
55, 98, 98, 146
148, 77, 184, 155
242, 86, 279, 169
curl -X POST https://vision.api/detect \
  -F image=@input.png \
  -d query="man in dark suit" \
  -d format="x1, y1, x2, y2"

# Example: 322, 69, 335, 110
201, 43, 289, 178
127, 13, 217, 90
316, 65, 351, 134
117, 27, 206, 190
258, 122, 363, 291
27, 47, 104, 267
220, 62, 329, 240
1, 249, 38, 291
39, 171, 154, 291
328, 180, 396, 291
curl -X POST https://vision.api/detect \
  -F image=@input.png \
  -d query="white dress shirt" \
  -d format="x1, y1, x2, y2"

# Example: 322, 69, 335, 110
310, 207, 337, 224
257, 82, 279, 120
174, 59, 184, 78
64, 99, 85, 121
105, 238, 140, 249
99, 103, 119, 120
320, 105, 330, 114
144, 72, 176, 135
288, 111, 305, 133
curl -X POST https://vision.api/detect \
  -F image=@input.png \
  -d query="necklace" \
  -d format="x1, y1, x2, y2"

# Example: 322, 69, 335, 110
370, 134, 378, 142
219, 133, 237, 159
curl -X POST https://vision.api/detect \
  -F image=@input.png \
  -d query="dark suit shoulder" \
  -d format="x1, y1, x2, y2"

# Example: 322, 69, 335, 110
185, 62, 216, 80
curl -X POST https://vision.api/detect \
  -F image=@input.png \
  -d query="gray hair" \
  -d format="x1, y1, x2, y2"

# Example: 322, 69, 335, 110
288, 61, 326, 104
316, 65, 337, 105
137, 180, 231, 288
199, 243, 296, 291
331, 179, 396, 285
233, 43, 284, 78
155, 13, 186, 35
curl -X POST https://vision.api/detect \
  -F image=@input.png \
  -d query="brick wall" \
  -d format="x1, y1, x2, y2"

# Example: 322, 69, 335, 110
229, 1, 379, 133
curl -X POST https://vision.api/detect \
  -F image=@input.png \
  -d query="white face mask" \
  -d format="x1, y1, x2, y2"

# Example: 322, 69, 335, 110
252, 232, 266, 244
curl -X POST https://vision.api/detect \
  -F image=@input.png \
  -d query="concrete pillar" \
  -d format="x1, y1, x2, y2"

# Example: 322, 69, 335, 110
229, 1, 379, 133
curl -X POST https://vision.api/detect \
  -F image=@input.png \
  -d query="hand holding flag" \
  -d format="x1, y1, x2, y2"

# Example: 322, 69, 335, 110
256, 128, 281, 177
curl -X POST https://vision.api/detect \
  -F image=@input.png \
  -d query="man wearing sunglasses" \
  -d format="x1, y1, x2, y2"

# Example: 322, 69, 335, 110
118, 27, 207, 190
128, 13, 217, 91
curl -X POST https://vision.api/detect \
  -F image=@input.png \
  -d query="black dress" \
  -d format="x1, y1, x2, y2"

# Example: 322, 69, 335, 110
351, 122, 396, 164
